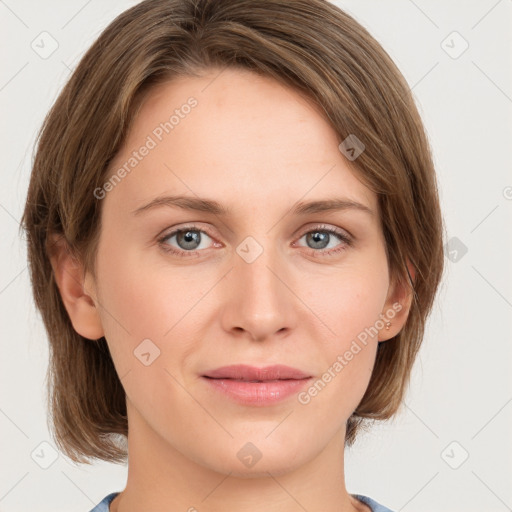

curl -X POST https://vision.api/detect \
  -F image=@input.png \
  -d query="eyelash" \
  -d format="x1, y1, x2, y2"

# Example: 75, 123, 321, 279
157, 224, 353, 259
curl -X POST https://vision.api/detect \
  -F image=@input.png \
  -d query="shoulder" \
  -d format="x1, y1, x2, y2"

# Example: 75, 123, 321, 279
352, 493, 396, 512
87, 492, 391, 512
88, 492, 119, 512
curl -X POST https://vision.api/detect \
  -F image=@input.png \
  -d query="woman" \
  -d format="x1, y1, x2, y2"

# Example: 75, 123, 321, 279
21, 1, 444, 510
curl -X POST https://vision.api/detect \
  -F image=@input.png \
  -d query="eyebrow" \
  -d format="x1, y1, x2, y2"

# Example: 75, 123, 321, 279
131, 194, 374, 217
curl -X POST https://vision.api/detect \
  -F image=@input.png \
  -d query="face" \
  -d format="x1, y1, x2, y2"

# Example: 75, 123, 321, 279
84, 68, 401, 476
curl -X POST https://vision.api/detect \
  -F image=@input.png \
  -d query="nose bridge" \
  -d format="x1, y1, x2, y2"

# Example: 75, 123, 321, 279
222, 233, 296, 340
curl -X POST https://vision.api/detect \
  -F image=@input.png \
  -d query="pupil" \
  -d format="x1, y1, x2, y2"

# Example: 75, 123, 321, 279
308, 232, 329, 249
178, 230, 200, 249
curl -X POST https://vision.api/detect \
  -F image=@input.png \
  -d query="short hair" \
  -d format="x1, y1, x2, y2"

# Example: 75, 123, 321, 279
21, 0, 445, 463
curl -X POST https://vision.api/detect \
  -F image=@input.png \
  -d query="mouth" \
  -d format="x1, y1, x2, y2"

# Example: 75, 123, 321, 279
202, 364, 311, 381
201, 365, 312, 406
204, 378, 301, 382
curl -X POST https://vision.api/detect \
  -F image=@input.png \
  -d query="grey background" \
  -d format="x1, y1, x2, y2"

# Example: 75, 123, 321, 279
1, 1, 511, 511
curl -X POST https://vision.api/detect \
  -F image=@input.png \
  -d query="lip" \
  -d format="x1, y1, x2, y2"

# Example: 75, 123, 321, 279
202, 364, 312, 406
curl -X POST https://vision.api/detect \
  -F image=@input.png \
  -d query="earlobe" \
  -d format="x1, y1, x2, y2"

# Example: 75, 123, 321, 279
378, 259, 416, 342
48, 234, 104, 341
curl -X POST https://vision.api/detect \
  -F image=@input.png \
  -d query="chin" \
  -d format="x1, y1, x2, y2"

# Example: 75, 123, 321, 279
199, 442, 310, 479
218, 459, 303, 479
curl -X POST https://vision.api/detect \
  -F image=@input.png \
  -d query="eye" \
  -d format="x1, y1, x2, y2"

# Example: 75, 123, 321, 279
294, 224, 352, 257
157, 223, 352, 258
158, 225, 218, 257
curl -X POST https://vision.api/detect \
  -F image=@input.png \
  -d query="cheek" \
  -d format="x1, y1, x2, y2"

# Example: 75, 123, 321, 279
93, 236, 212, 381
297, 252, 389, 404
91, 235, 172, 367
307, 255, 390, 345
94, 234, 186, 336
92, 243, 193, 410
296, 282, 383, 421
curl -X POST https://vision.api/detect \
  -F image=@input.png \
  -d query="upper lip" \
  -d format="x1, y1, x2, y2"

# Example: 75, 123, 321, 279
203, 364, 311, 381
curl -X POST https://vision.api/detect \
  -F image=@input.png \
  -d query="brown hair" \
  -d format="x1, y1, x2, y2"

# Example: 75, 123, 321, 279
21, 0, 444, 463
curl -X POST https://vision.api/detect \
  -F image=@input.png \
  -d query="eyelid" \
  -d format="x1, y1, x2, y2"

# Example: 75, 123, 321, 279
156, 223, 221, 251
157, 222, 217, 240
296, 222, 352, 240
157, 222, 353, 257
292, 223, 353, 254
158, 222, 351, 241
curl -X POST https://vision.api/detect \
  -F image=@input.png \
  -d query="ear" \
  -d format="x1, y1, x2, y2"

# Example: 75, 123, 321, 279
48, 233, 105, 341
378, 259, 415, 342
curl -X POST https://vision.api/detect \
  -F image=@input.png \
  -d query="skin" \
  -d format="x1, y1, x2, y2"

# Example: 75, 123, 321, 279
51, 68, 413, 512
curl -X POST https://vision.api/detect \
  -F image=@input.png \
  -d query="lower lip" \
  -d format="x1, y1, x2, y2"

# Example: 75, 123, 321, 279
202, 377, 312, 406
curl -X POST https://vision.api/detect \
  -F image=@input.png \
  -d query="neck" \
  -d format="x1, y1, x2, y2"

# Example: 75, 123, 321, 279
110, 402, 369, 512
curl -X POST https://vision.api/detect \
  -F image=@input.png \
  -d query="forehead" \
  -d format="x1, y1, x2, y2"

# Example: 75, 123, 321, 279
104, 68, 377, 219
125, 68, 337, 159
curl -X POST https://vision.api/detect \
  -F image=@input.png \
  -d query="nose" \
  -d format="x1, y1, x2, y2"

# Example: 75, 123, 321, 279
220, 239, 298, 342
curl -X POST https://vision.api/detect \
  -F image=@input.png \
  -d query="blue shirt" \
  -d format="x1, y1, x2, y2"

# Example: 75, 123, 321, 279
89, 492, 394, 511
